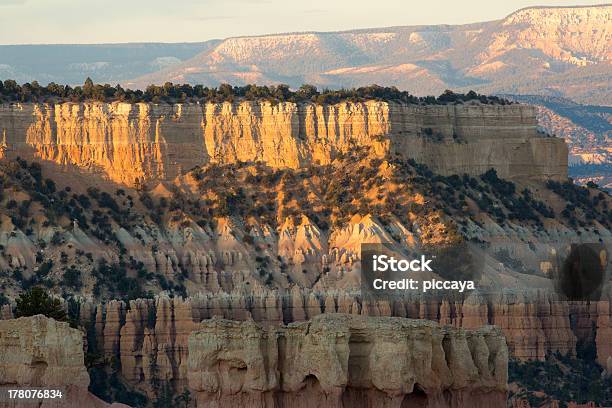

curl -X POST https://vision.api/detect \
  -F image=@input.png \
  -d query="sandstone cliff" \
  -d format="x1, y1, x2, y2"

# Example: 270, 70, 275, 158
0, 315, 125, 408
187, 314, 508, 408
0, 98, 606, 406
0, 101, 567, 185
0, 313, 509, 407
66, 286, 609, 398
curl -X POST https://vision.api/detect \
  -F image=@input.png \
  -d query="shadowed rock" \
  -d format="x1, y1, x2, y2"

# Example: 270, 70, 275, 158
187, 314, 508, 408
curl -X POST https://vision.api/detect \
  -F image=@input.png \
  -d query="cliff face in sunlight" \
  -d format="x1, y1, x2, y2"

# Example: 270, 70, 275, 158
0, 101, 567, 185
0, 102, 207, 185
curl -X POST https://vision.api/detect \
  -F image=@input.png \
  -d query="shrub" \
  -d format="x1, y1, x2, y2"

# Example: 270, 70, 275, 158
0, 79, 512, 105
62, 267, 83, 290
15, 287, 67, 321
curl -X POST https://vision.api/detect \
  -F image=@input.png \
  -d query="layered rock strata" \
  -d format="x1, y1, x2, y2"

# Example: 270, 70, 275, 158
0, 101, 567, 185
70, 288, 611, 394
0, 293, 606, 403
0, 315, 124, 408
187, 314, 508, 408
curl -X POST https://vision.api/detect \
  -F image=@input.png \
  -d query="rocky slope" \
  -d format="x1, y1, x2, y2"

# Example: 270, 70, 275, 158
0, 147, 607, 299
0, 100, 567, 185
0, 315, 125, 408
127, 5, 612, 105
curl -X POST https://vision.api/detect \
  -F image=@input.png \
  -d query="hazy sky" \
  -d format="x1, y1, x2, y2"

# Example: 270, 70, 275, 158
0, 0, 603, 44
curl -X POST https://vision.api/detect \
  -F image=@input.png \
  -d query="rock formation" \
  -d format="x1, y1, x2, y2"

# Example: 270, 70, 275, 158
187, 314, 508, 408
1, 296, 606, 406
0, 93, 607, 407
595, 299, 612, 368
61, 287, 609, 397
0, 315, 125, 408
0, 101, 567, 186
0, 313, 511, 407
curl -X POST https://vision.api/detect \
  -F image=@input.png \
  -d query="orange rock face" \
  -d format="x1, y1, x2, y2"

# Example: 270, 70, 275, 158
0, 101, 567, 186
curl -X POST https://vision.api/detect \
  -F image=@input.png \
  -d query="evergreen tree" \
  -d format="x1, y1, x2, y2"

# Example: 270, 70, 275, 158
15, 286, 67, 321
83, 77, 94, 98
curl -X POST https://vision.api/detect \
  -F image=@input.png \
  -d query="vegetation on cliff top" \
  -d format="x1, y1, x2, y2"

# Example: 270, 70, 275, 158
14, 286, 67, 321
0, 78, 514, 105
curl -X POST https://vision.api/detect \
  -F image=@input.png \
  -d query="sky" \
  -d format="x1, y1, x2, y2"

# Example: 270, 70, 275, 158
0, 0, 604, 45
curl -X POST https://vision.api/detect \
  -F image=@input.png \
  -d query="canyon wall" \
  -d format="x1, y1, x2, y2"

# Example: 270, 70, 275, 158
0, 292, 607, 405
59, 287, 609, 396
0, 315, 123, 408
187, 314, 508, 408
0, 101, 567, 185
0, 312, 509, 408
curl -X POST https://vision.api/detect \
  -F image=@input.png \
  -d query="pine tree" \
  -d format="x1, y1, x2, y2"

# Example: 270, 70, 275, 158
15, 287, 67, 321
83, 77, 94, 98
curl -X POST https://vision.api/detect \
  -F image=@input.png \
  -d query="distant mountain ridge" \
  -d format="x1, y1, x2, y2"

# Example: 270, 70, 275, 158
125, 4, 611, 105
0, 42, 218, 86
1, 5, 609, 106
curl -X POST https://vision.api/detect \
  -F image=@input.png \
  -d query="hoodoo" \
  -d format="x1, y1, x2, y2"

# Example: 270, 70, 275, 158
187, 314, 508, 408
